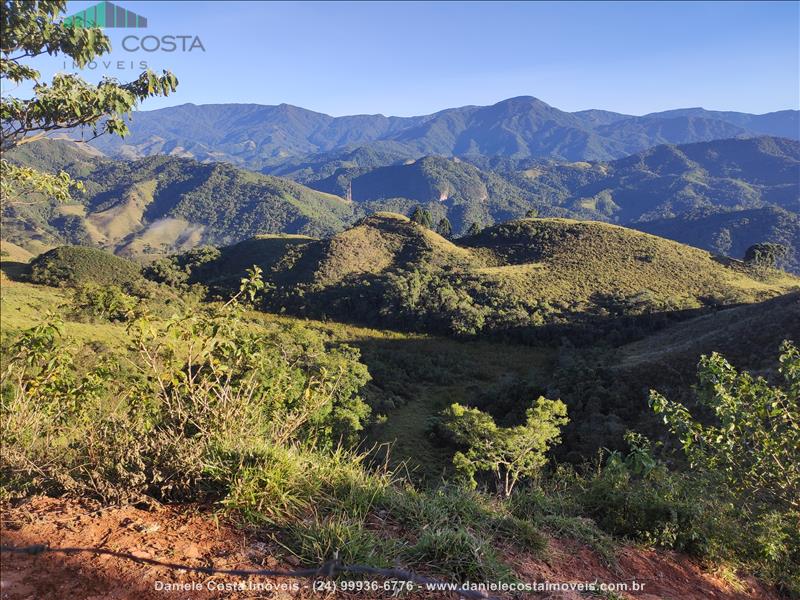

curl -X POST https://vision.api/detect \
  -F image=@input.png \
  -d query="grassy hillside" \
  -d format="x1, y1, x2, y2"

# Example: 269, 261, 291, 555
174, 213, 798, 336
634, 206, 800, 273
617, 291, 800, 375
463, 218, 796, 302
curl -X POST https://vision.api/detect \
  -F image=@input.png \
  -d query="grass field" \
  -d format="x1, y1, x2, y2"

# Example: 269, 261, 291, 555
0, 277, 126, 350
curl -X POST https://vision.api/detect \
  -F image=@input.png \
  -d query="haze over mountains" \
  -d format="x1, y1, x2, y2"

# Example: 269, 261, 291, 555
84, 96, 800, 169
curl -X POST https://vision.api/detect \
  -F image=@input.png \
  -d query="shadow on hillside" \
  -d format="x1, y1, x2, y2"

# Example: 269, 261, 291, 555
0, 260, 29, 281
297, 280, 729, 347
335, 293, 798, 472
710, 254, 744, 268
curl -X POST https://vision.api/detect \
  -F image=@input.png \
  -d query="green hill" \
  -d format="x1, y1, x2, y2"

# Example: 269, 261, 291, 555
177, 213, 799, 336
306, 156, 567, 235
27, 245, 143, 287
3, 141, 353, 259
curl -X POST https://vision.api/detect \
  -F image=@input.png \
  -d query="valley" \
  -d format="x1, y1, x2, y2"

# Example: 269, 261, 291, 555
2, 3, 799, 596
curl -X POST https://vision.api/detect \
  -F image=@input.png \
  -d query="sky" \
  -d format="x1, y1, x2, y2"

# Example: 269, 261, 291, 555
15, 0, 800, 116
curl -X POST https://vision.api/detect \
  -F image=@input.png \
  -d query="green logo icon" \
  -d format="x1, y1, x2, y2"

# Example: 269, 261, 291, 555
64, 1, 147, 28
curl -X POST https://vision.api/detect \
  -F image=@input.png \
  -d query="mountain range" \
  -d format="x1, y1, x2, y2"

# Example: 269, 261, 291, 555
82, 96, 799, 170
5, 134, 799, 272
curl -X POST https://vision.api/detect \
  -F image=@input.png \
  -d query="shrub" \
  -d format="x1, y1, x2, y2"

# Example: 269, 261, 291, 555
410, 206, 433, 228
744, 242, 789, 269
650, 341, 799, 511
436, 217, 453, 238
646, 343, 800, 593
70, 283, 139, 322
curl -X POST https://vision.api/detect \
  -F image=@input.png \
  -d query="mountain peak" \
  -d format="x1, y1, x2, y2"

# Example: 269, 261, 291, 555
492, 96, 551, 109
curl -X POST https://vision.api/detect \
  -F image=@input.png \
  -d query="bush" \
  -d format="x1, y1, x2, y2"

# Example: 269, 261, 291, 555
744, 242, 789, 269
0, 271, 372, 504
70, 283, 139, 322
650, 341, 799, 511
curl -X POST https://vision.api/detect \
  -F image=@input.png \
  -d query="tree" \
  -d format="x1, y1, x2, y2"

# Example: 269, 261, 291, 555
410, 206, 432, 228
743, 243, 789, 269
465, 222, 481, 236
711, 228, 732, 256
1, 0, 179, 205
436, 216, 452, 238
649, 341, 800, 510
525, 208, 539, 218
441, 397, 568, 497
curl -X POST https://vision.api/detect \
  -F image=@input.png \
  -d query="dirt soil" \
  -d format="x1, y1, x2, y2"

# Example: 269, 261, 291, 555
0, 497, 781, 600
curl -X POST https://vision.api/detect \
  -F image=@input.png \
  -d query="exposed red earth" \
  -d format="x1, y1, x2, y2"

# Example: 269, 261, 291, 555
1, 497, 780, 600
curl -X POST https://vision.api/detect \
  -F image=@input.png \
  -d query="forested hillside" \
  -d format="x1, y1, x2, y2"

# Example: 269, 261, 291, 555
82, 97, 799, 169
4, 142, 352, 258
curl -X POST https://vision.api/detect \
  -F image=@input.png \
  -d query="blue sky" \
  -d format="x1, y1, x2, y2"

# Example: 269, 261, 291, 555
19, 0, 800, 116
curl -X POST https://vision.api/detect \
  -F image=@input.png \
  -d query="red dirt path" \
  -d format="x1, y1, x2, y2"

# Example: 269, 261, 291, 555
0, 497, 780, 599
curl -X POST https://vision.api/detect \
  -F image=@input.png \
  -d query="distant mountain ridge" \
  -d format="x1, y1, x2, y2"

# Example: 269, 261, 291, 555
298, 137, 800, 266
83, 96, 799, 170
